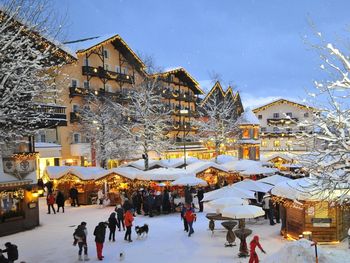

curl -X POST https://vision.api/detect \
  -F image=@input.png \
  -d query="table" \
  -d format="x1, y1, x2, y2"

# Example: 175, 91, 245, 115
234, 228, 252, 257
221, 221, 237, 247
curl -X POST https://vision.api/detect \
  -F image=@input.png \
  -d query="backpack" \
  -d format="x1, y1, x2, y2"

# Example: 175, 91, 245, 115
73, 226, 85, 238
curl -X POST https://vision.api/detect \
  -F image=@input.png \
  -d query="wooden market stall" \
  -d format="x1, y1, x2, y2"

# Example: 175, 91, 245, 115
271, 178, 350, 242
43, 166, 111, 205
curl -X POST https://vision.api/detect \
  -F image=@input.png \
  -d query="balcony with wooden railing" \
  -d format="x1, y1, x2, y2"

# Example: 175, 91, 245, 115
33, 104, 67, 127
267, 117, 299, 125
82, 66, 134, 84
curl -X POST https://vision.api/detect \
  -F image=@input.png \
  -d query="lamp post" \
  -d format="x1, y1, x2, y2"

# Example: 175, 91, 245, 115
180, 109, 189, 169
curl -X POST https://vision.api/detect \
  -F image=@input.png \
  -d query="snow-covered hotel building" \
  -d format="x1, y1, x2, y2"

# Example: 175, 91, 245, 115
252, 99, 315, 157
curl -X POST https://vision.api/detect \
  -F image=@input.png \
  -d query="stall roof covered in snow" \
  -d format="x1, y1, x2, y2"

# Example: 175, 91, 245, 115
96, 167, 142, 181
124, 159, 161, 171
211, 155, 238, 164
185, 161, 228, 174
159, 157, 199, 168
34, 142, 61, 148
138, 168, 191, 181
258, 174, 292, 186
45, 166, 111, 180
240, 166, 278, 176
222, 159, 264, 172
236, 107, 260, 125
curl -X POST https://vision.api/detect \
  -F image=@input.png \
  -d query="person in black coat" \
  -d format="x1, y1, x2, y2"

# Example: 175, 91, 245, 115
147, 193, 155, 217
0, 249, 9, 263
108, 212, 118, 242
56, 190, 65, 213
184, 186, 193, 205
69, 186, 79, 207
122, 198, 132, 212
93, 222, 107, 260
162, 189, 171, 214
2, 242, 18, 263
196, 188, 204, 212
133, 191, 142, 215
142, 191, 149, 216
115, 205, 125, 231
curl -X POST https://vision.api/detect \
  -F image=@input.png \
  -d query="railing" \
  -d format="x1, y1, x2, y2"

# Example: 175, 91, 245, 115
267, 117, 298, 125
161, 89, 196, 102
33, 104, 67, 127
69, 86, 90, 97
82, 66, 134, 84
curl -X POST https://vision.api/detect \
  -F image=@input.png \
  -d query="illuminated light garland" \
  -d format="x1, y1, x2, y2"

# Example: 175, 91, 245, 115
11, 152, 38, 161
0, 189, 25, 199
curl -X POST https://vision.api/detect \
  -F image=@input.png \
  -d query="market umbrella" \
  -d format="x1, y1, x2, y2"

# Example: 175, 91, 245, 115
206, 197, 249, 212
222, 205, 265, 258
232, 179, 273, 193
171, 176, 207, 187
202, 185, 255, 202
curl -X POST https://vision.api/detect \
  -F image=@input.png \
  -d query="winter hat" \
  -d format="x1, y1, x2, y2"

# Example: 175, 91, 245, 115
81, 222, 87, 226
4, 242, 11, 247
253, 235, 259, 242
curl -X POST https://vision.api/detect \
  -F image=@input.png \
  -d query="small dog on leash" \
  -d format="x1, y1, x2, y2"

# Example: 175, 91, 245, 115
135, 224, 149, 238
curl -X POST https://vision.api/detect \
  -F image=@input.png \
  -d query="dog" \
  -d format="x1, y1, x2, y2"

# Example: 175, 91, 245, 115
135, 224, 149, 238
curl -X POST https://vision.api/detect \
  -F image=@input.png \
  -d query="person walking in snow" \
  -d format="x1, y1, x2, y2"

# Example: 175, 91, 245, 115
124, 209, 134, 242
93, 222, 107, 260
185, 204, 196, 237
249, 235, 266, 263
97, 189, 104, 208
195, 188, 204, 212
180, 203, 189, 232
73, 222, 89, 261
2, 242, 18, 263
262, 193, 275, 225
115, 204, 125, 231
108, 212, 118, 242
69, 186, 79, 207
47, 192, 56, 214
56, 190, 65, 213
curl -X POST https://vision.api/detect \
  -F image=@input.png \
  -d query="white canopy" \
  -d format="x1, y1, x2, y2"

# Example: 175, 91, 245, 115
222, 205, 265, 219
202, 185, 255, 201
258, 174, 292, 186
206, 197, 249, 212
45, 166, 111, 180
171, 176, 207, 186
240, 167, 278, 176
233, 179, 273, 193
137, 168, 190, 181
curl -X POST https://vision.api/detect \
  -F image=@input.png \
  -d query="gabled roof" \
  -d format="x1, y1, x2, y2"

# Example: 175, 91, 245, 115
225, 86, 234, 100
201, 81, 237, 106
152, 67, 204, 94
236, 108, 260, 125
252, 98, 315, 113
65, 34, 146, 72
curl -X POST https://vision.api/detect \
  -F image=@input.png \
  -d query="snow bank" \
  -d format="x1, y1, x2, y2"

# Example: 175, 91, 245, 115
265, 239, 338, 263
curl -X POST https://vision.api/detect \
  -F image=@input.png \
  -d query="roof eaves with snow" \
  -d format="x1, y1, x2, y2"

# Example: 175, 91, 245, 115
236, 108, 260, 125
252, 98, 316, 113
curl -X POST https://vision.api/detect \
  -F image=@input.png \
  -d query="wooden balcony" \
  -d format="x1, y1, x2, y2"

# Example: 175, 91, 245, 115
267, 117, 298, 125
167, 122, 198, 132
69, 86, 90, 97
82, 66, 134, 84
33, 104, 67, 128
161, 90, 196, 102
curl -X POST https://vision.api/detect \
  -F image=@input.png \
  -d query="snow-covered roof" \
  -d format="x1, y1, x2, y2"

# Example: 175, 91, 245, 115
35, 142, 61, 148
65, 34, 116, 53
222, 160, 264, 172
138, 168, 190, 181
125, 159, 161, 171
240, 166, 278, 176
271, 177, 348, 201
185, 161, 228, 174
45, 166, 111, 180
236, 139, 261, 144
159, 157, 199, 168
252, 98, 315, 113
202, 185, 256, 201
211, 155, 238, 164
107, 167, 143, 180
258, 174, 292, 186
236, 108, 260, 125
171, 176, 207, 186
233, 179, 273, 193
262, 153, 296, 162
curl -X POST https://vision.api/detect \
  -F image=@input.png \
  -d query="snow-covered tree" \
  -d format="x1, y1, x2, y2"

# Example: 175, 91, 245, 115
0, 0, 68, 143
297, 37, 350, 202
78, 93, 130, 168
122, 77, 172, 170
194, 91, 239, 163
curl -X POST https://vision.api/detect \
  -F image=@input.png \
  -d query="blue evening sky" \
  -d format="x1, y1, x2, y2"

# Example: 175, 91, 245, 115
55, 0, 350, 108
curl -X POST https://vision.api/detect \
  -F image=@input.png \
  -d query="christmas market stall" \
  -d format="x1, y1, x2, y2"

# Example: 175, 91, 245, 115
43, 166, 111, 205
94, 167, 141, 205
186, 161, 236, 185
0, 152, 40, 236
271, 177, 350, 243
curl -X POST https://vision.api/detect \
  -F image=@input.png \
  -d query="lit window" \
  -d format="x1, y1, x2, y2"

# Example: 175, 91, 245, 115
242, 128, 250, 139
273, 140, 280, 147
273, 113, 279, 118
255, 147, 260, 159
253, 127, 259, 139
261, 141, 267, 147
242, 147, 249, 159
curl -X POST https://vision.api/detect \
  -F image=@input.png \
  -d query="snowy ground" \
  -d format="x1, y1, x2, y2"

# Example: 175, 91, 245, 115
0, 198, 348, 263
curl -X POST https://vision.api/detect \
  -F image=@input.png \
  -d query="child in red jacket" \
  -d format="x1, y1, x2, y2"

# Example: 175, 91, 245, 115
184, 205, 196, 237
47, 192, 56, 214
124, 209, 134, 242
249, 235, 266, 263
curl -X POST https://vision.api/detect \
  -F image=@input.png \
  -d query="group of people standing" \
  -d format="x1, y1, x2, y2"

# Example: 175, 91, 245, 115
46, 190, 65, 214
72, 201, 135, 261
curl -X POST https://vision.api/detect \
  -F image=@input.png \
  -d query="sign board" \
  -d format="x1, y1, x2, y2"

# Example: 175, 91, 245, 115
28, 202, 37, 209
312, 218, 332, 227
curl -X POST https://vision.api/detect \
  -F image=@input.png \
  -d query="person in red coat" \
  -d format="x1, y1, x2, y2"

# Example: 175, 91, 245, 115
249, 235, 266, 263
184, 205, 196, 237
124, 209, 134, 242
47, 192, 56, 214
